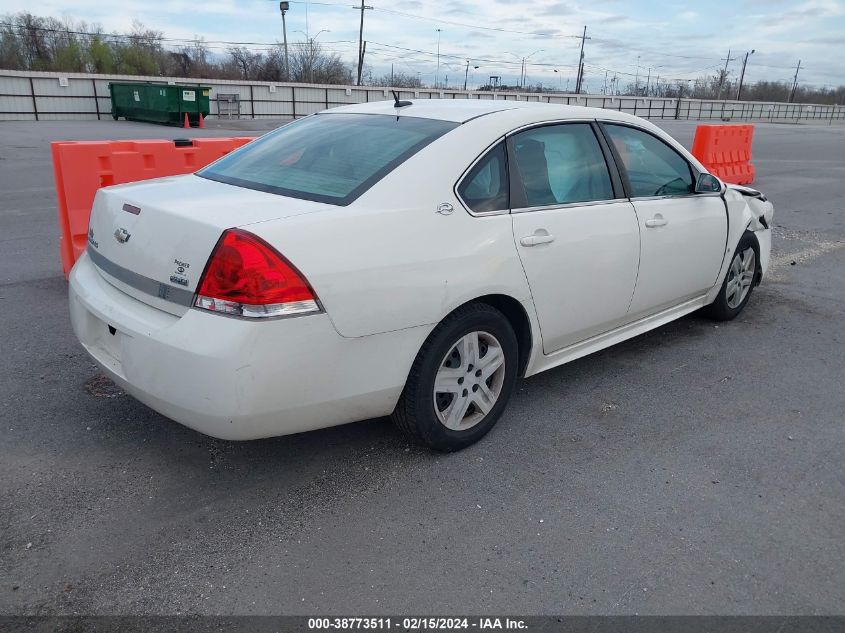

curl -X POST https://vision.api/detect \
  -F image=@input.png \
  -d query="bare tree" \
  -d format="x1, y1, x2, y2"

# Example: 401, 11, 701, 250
228, 46, 261, 79
289, 40, 352, 84
372, 70, 421, 88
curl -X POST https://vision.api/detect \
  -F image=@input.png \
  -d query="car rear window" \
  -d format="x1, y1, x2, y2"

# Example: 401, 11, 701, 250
198, 113, 458, 206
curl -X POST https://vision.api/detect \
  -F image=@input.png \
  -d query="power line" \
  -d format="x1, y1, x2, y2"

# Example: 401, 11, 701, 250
285, 0, 584, 38
1, 19, 838, 86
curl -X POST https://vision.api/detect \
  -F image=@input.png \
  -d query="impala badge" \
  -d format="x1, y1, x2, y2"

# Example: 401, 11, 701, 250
437, 202, 454, 215
114, 228, 131, 244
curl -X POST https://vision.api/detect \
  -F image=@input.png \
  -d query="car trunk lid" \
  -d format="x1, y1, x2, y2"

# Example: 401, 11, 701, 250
86, 174, 327, 315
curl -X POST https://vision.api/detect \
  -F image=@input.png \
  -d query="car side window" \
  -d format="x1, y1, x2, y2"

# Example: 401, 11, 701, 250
457, 141, 509, 213
510, 123, 615, 208
604, 124, 694, 197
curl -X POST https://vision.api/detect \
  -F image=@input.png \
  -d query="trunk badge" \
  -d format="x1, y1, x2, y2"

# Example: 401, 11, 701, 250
114, 228, 131, 244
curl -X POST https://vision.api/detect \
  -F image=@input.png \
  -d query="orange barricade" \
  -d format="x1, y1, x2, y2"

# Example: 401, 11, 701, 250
52, 137, 254, 277
691, 124, 756, 186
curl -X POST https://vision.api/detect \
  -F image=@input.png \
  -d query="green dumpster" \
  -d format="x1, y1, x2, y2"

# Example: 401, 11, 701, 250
109, 82, 211, 126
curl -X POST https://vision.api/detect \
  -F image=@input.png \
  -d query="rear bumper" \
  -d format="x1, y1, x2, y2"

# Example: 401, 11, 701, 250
69, 252, 426, 440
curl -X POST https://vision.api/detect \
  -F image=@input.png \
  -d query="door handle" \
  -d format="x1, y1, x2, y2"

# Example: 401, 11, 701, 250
645, 214, 668, 228
520, 233, 555, 247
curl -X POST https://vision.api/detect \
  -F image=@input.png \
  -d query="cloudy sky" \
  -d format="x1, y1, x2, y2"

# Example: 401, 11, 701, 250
0, 0, 842, 89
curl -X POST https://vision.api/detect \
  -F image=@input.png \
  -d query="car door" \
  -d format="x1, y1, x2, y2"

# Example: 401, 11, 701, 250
508, 122, 641, 354
601, 123, 727, 318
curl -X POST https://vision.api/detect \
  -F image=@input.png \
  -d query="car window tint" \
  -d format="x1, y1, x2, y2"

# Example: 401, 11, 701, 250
457, 141, 509, 213
198, 113, 458, 206
604, 124, 694, 197
511, 123, 614, 208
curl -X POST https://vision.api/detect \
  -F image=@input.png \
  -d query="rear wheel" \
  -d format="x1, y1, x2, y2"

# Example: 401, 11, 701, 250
392, 303, 518, 451
706, 231, 760, 321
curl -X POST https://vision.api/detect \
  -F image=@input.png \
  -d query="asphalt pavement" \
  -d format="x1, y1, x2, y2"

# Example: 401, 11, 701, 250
0, 117, 843, 615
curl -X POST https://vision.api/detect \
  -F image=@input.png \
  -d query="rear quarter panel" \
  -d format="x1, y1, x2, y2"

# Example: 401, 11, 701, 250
246, 121, 533, 338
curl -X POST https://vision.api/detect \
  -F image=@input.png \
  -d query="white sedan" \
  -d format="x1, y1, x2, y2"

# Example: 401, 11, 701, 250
69, 99, 773, 451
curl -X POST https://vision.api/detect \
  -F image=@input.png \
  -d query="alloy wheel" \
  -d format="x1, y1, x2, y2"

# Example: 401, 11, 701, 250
726, 246, 756, 309
433, 331, 506, 431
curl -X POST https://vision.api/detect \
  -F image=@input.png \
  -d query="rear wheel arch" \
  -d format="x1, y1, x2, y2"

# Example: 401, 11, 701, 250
392, 299, 521, 450
470, 294, 533, 377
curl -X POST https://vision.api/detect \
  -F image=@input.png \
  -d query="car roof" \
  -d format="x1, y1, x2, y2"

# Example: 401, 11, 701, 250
325, 98, 642, 125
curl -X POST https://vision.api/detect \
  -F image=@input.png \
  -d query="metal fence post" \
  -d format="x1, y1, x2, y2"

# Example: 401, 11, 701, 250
92, 78, 100, 120
29, 77, 38, 121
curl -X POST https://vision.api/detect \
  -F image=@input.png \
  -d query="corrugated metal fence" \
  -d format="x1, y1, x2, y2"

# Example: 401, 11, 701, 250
2, 69, 843, 123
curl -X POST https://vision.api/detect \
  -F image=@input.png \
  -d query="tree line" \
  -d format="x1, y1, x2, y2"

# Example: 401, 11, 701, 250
0, 13, 354, 83
1, 12, 841, 104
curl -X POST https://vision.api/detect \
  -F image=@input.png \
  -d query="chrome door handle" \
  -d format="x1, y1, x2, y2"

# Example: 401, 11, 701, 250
645, 214, 668, 228
520, 234, 555, 247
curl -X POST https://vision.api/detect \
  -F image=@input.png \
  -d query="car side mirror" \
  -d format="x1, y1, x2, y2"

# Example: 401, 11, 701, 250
695, 173, 725, 194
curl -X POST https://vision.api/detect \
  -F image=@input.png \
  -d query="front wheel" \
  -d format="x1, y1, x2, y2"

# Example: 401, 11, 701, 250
706, 231, 760, 321
391, 303, 518, 451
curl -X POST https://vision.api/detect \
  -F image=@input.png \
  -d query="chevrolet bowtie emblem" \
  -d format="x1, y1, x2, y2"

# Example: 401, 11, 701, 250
114, 228, 131, 244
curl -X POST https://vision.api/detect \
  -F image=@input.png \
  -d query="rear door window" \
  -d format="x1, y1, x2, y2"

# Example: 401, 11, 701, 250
199, 113, 458, 206
510, 123, 615, 208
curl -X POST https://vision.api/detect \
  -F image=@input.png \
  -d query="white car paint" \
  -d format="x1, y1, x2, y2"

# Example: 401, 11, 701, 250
69, 100, 773, 441
511, 200, 641, 352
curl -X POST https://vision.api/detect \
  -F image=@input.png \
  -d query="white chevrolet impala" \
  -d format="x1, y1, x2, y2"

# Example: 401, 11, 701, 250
69, 99, 773, 451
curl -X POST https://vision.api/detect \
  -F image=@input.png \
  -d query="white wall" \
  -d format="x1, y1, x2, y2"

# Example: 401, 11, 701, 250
1, 69, 842, 123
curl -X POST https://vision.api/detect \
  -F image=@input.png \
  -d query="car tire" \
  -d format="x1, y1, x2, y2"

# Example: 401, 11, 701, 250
392, 302, 519, 452
706, 230, 761, 321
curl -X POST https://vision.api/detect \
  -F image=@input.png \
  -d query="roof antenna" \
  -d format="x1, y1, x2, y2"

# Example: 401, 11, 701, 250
392, 90, 412, 108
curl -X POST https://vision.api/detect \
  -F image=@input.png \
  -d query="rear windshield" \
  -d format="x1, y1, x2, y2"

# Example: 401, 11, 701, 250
198, 113, 458, 206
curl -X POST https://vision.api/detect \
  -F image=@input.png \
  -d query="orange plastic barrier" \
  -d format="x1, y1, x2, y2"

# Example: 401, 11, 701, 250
52, 137, 254, 277
691, 124, 755, 186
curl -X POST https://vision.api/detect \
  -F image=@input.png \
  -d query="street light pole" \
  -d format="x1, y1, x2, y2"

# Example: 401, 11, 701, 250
435, 29, 442, 89
279, 2, 290, 81
736, 49, 755, 100
296, 29, 329, 84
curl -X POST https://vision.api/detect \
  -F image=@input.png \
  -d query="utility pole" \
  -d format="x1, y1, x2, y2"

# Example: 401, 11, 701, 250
574, 26, 589, 94
736, 49, 755, 100
279, 2, 290, 81
789, 59, 802, 103
603, 70, 608, 95
634, 55, 640, 94
717, 49, 734, 99
463, 60, 478, 91
354, 0, 372, 86
435, 29, 442, 88
645, 67, 651, 96
391, 63, 394, 86
521, 57, 526, 89
578, 61, 584, 94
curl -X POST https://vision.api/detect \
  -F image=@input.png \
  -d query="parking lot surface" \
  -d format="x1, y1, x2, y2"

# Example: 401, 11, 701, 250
1, 118, 844, 615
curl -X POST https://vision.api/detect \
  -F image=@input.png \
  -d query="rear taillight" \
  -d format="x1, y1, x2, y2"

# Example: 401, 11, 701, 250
194, 229, 321, 319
